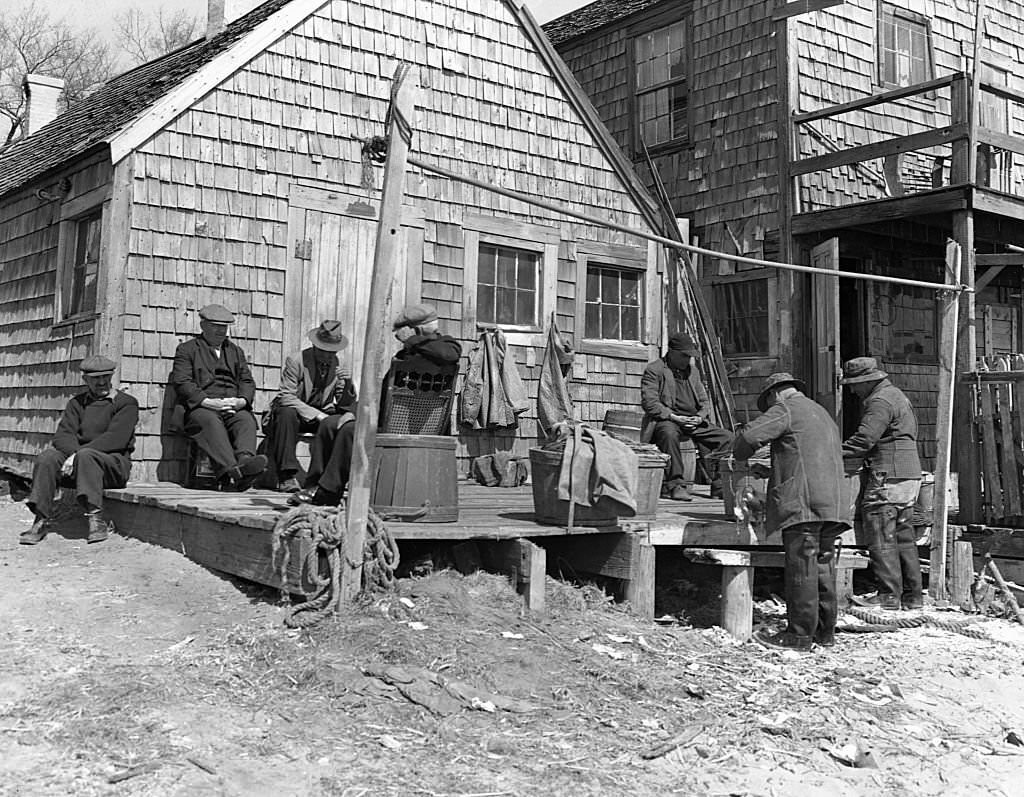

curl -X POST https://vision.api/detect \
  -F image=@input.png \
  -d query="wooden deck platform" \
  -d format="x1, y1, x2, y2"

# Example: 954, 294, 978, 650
102, 481, 776, 618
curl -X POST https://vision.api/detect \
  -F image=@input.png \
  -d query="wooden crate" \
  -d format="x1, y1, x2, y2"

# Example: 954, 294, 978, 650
968, 373, 1024, 526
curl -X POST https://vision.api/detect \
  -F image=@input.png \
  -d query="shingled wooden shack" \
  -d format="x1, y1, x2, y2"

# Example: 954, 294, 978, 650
547, 0, 1024, 485
0, 0, 679, 484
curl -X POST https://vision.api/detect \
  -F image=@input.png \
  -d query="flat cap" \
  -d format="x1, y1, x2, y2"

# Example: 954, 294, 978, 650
393, 303, 438, 330
667, 332, 699, 356
841, 356, 887, 384
199, 304, 235, 324
80, 355, 116, 376
756, 372, 806, 412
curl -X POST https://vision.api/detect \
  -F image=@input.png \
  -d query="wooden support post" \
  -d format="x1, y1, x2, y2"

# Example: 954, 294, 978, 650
481, 539, 547, 614
624, 537, 656, 620
931, 239, 962, 600
836, 566, 854, 607
341, 65, 419, 603
720, 566, 754, 642
950, 540, 975, 607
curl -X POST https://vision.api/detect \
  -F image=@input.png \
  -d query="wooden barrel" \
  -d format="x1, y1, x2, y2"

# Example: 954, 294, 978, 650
370, 434, 459, 522
602, 409, 644, 442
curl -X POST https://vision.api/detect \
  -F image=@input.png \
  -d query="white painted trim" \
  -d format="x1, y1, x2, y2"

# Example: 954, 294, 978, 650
107, 0, 330, 163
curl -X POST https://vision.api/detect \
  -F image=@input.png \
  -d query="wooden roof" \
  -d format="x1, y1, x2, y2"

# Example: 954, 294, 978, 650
0, 0, 294, 199
542, 0, 662, 46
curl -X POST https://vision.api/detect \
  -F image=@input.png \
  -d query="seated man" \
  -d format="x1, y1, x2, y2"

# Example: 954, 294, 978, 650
21, 356, 139, 545
266, 319, 356, 493
641, 333, 731, 501
290, 303, 461, 507
171, 304, 266, 491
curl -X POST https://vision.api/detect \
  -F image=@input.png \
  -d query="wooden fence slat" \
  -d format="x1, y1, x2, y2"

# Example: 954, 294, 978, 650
997, 383, 1022, 517
979, 384, 1004, 521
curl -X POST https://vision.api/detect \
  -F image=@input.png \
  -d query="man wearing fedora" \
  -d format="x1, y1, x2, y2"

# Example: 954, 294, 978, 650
171, 304, 266, 491
265, 320, 356, 493
21, 356, 139, 545
732, 373, 852, 651
841, 356, 923, 610
641, 332, 731, 501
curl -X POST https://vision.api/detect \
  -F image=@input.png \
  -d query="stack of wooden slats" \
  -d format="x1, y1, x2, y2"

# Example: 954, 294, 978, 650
971, 373, 1024, 525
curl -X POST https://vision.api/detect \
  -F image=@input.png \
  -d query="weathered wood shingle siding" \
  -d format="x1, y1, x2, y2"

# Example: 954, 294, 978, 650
112, 0, 664, 481
0, 153, 113, 475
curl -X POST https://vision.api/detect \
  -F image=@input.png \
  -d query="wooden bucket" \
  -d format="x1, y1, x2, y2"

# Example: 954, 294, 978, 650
603, 409, 644, 443
371, 434, 459, 522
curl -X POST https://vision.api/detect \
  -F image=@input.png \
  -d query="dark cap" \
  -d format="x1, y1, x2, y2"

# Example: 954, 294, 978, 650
308, 319, 348, 352
199, 304, 235, 324
667, 332, 699, 356
756, 372, 806, 412
80, 355, 116, 376
841, 356, 887, 384
393, 303, 438, 330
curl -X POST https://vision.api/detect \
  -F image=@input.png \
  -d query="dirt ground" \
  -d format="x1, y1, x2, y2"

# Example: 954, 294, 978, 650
2, 495, 1024, 797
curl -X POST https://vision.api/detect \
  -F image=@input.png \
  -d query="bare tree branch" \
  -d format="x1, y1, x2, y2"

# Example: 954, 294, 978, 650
114, 6, 200, 66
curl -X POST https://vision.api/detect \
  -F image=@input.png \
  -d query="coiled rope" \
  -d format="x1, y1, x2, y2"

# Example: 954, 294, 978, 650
272, 502, 399, 628
843, 605, 993, 641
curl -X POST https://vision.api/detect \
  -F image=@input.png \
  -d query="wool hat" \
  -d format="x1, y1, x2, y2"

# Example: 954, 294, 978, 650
199, 304, 235, 324
756, 372, 806, 412
666, 332, 700, 356
841, 356, 887, 384
308, 320, 348, 352
80, 355, 116, 376
393, 303, 438, 330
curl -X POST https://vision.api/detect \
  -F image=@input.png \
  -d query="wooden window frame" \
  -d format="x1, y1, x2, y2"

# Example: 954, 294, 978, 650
628, 11, 692, 157
54, 184, 111, 325
876, 3, 935, 93
574, 241, 660, 361
462, 213, 559, 347
707, 272, 777, 359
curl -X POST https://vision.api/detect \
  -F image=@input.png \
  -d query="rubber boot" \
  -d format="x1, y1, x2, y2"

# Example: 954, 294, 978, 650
895, 506, 923, 609
782, 527, 819, 640
815, 536, 839, 646
862, 503, 902, 609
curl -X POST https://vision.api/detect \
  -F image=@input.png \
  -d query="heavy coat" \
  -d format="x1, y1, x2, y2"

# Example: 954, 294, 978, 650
170, 336, 256, 410
271, 348, 355, 422
732, 392, 851, 534
842, 378, 921, 479
639, 357, 710, 443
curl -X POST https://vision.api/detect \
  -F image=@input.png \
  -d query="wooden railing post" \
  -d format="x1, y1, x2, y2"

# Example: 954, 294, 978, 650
949, 74, 971, 186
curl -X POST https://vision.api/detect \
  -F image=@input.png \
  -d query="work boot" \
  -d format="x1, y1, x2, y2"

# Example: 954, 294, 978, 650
864, 503, 903, 605
276, 475, 301, 493
20, 516, 50, 545
669, 484, 692, 502
754, 628, 812, 652
852, 592, 901, 610
228, 454, 268, 492
86, 511, 111, 544
813, 630, 836, 648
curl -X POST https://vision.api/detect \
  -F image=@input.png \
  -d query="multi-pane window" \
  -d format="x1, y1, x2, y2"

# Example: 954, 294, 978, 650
634, 20, 688, 148
878, 4, 933, 87
67, 211, 101, 317
584, 264, 642, 342
476, 243, 539, 327
714, 278, 770, 356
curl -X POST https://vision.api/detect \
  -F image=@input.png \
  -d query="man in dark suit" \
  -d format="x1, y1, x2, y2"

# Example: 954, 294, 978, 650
392, 303, 462, 365
171, 304, 266, 491
266, 320, 356, 493
21, 355, 139, 545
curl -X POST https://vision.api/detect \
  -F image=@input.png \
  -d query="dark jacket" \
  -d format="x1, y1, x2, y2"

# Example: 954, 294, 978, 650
639, 357, 710, 442
733, 392, 851, 533
52, 390, 139, 459
171, 336, 256, 411
271, 348, 356, 422
842, 378, 921, 479
397, 332, 462, 365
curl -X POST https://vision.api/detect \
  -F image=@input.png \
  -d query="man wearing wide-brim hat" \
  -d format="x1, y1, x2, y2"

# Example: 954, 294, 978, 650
841, 356, 923, 611
732, 372, 852, 652
20, 356, 139, 545
266, 320, 357, 498
170, 304, 266, 491
640, 332, 732, 501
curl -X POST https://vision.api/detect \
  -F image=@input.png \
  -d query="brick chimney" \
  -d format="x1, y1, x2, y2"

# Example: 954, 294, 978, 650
22, 74, 65, 137
207, 0, 248, 38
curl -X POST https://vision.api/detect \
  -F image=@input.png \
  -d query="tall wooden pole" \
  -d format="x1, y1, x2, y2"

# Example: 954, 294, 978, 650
340, 65, 419, 603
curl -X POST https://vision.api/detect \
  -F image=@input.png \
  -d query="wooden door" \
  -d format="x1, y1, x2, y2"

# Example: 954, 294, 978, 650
285, 186, 424, 379
811, 237, 841, 420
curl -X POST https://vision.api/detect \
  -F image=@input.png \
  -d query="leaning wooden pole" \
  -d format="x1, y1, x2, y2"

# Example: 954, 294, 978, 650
930, 239, 961, 600
341, 64, 419, 603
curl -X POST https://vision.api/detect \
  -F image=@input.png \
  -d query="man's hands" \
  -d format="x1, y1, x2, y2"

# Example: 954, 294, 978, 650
60, 453, 76, 477
670, 413, 702, 431
201, 397, 246, 416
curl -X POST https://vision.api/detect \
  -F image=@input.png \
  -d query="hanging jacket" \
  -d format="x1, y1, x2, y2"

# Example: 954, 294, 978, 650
459, 330, 529, 429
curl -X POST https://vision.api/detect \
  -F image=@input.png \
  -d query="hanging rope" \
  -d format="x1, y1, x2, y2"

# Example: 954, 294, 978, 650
272, 502, 399, 628
358, 62, 414, 191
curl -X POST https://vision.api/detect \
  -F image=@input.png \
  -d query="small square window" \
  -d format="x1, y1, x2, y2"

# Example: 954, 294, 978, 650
584, 264, 642, 342
714, 278, 770, 356
66, 211, 102, 318
476, 243, 539, 328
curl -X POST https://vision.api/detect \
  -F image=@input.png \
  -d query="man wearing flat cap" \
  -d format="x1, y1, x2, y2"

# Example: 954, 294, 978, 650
841, 357, 923, 611
20, 356, 139, 545
392, 303, 462, 365
266, 320, 357, 495
171, 304, 266, 491
732, 373, 851, 651
641, 333, 731, 501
